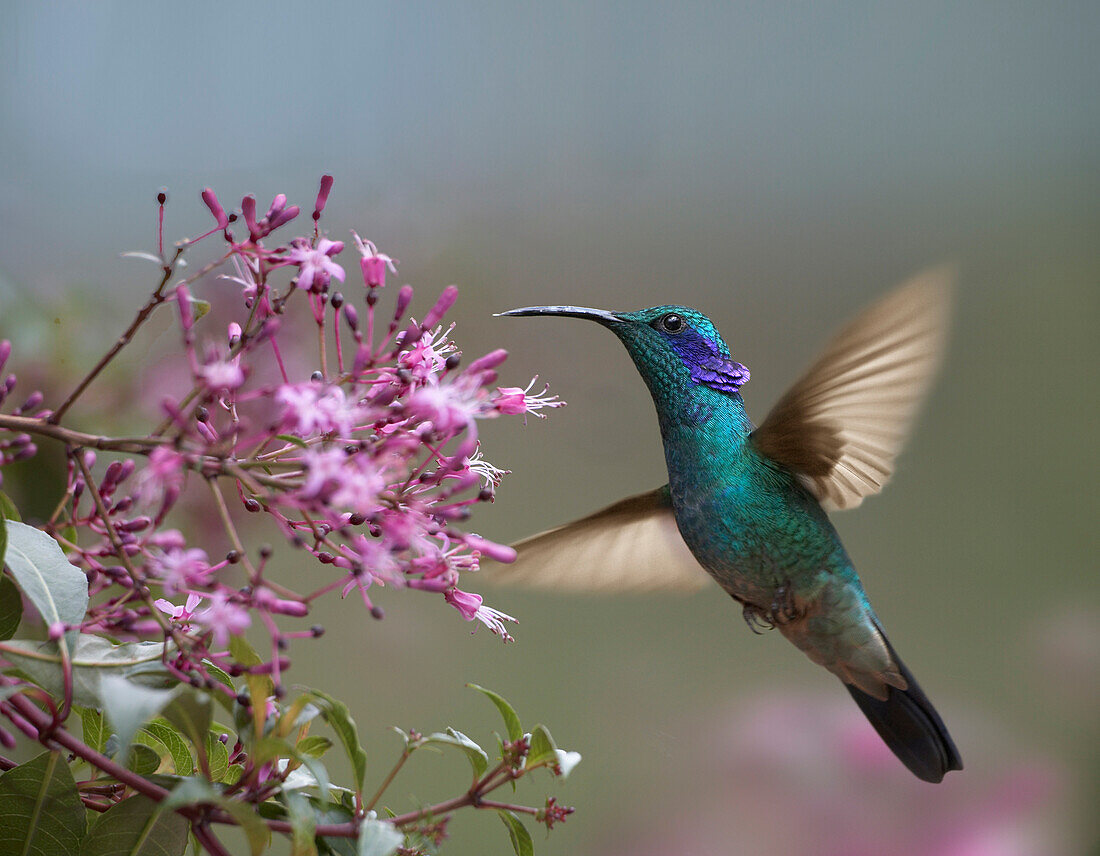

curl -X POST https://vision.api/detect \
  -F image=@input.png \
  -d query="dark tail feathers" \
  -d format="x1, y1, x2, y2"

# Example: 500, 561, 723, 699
845, 625, 963, 783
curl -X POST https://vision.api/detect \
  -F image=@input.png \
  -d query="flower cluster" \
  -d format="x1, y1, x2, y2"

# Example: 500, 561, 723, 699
13, 176, 565, 692
0, 177, 577, 856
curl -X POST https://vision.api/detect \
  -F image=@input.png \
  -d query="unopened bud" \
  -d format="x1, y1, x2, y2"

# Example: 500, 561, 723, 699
201, 188, 229, 228
466, 349, 509, 374
313, 174, 334, 220
421, 285, 459, 329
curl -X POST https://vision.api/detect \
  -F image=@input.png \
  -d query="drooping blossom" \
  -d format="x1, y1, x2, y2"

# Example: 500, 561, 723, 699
445, 587, 517, 641
494, 376, 565, 422
352, 231, 398, 289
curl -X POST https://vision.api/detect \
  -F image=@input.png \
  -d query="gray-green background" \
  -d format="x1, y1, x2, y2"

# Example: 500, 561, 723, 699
1, 2, 1097, 853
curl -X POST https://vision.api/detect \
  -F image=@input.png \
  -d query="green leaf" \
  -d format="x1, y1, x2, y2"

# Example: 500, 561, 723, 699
142, 720, 195, 776
356, 816, 403, 856
201, 659, 236, 714
126, 743, 163, 776
0, 574, 23, 641
0, 750, 87, 855
0, 490, 22, 522
161, 688, 214, 752
80, 794, 190, 856
205, 732, 229, 782
313, 804, 356, 856
100, 674, 176, 766
79, 705, 107, 754
497, 809, 534, 856
164, 778, 269, 856
283, 791, 318, 856
424, 728, 488, 778
301, 689, 367, 792
526, 725, 557, 768
3, 520, 88, 653
228, 635, 263, 668
2, 634, 167, 707
467, 683, 523, 743
59, 524, 79, 548
297, 735, 333, 758
0, 516, 6, 569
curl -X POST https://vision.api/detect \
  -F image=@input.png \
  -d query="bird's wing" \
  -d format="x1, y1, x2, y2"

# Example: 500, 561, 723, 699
751, 266, 954, 510
485, 487, 712, 591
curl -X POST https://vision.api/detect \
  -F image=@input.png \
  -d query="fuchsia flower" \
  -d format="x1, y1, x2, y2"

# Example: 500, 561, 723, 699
294, 445, 387, 515
135, 447, 187, 504
276, 383, 366, 437
286, 237, 345, 292
150, 548, 212, 594
405, 377, 486, 437
47, 178, 564, 672
197, 354, 245, 392
195, 592, 252, 649
154, 592, 203, 625
352, 231, 398, 289
445, 587, 517, 642
494, 376, 565, 422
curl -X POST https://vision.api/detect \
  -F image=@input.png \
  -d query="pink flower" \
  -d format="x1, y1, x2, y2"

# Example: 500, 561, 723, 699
287, 238, 345, 292
276, 383, 366, 437
464, 447, 510, 488
345, 534, 401, 586
135, 446, 187, 503
494, 377, 564, 422
195, 592, 251, 648
444, 586, 483, 620
151, 548, 211, 594
295, 445, 387, 515
218, 255, 262, 304
406, 378, 486, 437
444, 587, 517, 641
352, 231, 397, 289
398, 324, 457, 382
198, 353, 245, 392
154, 592, 203, 625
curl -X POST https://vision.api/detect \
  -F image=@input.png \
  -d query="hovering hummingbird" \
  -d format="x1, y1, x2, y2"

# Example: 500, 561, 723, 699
495, 267, 963, 783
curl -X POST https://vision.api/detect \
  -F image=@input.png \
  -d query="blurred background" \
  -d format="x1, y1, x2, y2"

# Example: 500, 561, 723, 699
1, 2, 1097, 854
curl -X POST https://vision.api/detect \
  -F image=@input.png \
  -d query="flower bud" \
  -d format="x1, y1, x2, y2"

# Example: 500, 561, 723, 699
201, 188, 229, 228
422, 285, 458, 329
313, 174, 334, 220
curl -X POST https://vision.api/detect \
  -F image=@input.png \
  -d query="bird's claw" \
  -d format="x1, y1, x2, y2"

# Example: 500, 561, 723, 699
741, 582, 802, 634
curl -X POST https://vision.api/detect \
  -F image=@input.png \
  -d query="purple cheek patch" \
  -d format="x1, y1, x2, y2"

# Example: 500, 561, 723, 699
664, 328, 750, 393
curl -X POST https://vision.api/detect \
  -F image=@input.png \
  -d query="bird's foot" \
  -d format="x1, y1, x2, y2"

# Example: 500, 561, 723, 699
769, 582, 802, 626
740, 583, 803, 633
742, 603, 774, 634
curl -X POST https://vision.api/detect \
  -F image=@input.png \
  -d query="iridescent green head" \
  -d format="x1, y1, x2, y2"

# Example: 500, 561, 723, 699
497, 304, 750, 395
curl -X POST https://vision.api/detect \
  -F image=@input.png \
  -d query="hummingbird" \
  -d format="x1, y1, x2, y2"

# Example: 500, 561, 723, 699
495, 267, 963, 783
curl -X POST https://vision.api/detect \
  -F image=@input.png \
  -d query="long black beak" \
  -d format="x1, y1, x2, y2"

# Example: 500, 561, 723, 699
495, 305, 621, 325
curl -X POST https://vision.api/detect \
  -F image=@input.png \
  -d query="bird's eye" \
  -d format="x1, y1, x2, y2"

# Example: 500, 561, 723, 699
658, 313, 685, 334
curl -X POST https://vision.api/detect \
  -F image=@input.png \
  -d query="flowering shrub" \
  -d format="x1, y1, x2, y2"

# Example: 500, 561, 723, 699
0, 177, 576, 855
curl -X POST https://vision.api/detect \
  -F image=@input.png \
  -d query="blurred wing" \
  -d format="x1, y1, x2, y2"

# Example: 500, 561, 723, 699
486, 487, 712, 591
752, 266, 954, 510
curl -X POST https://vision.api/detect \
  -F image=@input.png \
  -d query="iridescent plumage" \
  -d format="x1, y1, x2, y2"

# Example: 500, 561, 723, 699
495, 267, 962, 783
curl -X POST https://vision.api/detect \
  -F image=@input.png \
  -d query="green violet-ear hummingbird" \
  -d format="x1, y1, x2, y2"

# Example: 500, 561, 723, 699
495, 267, 962, 783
